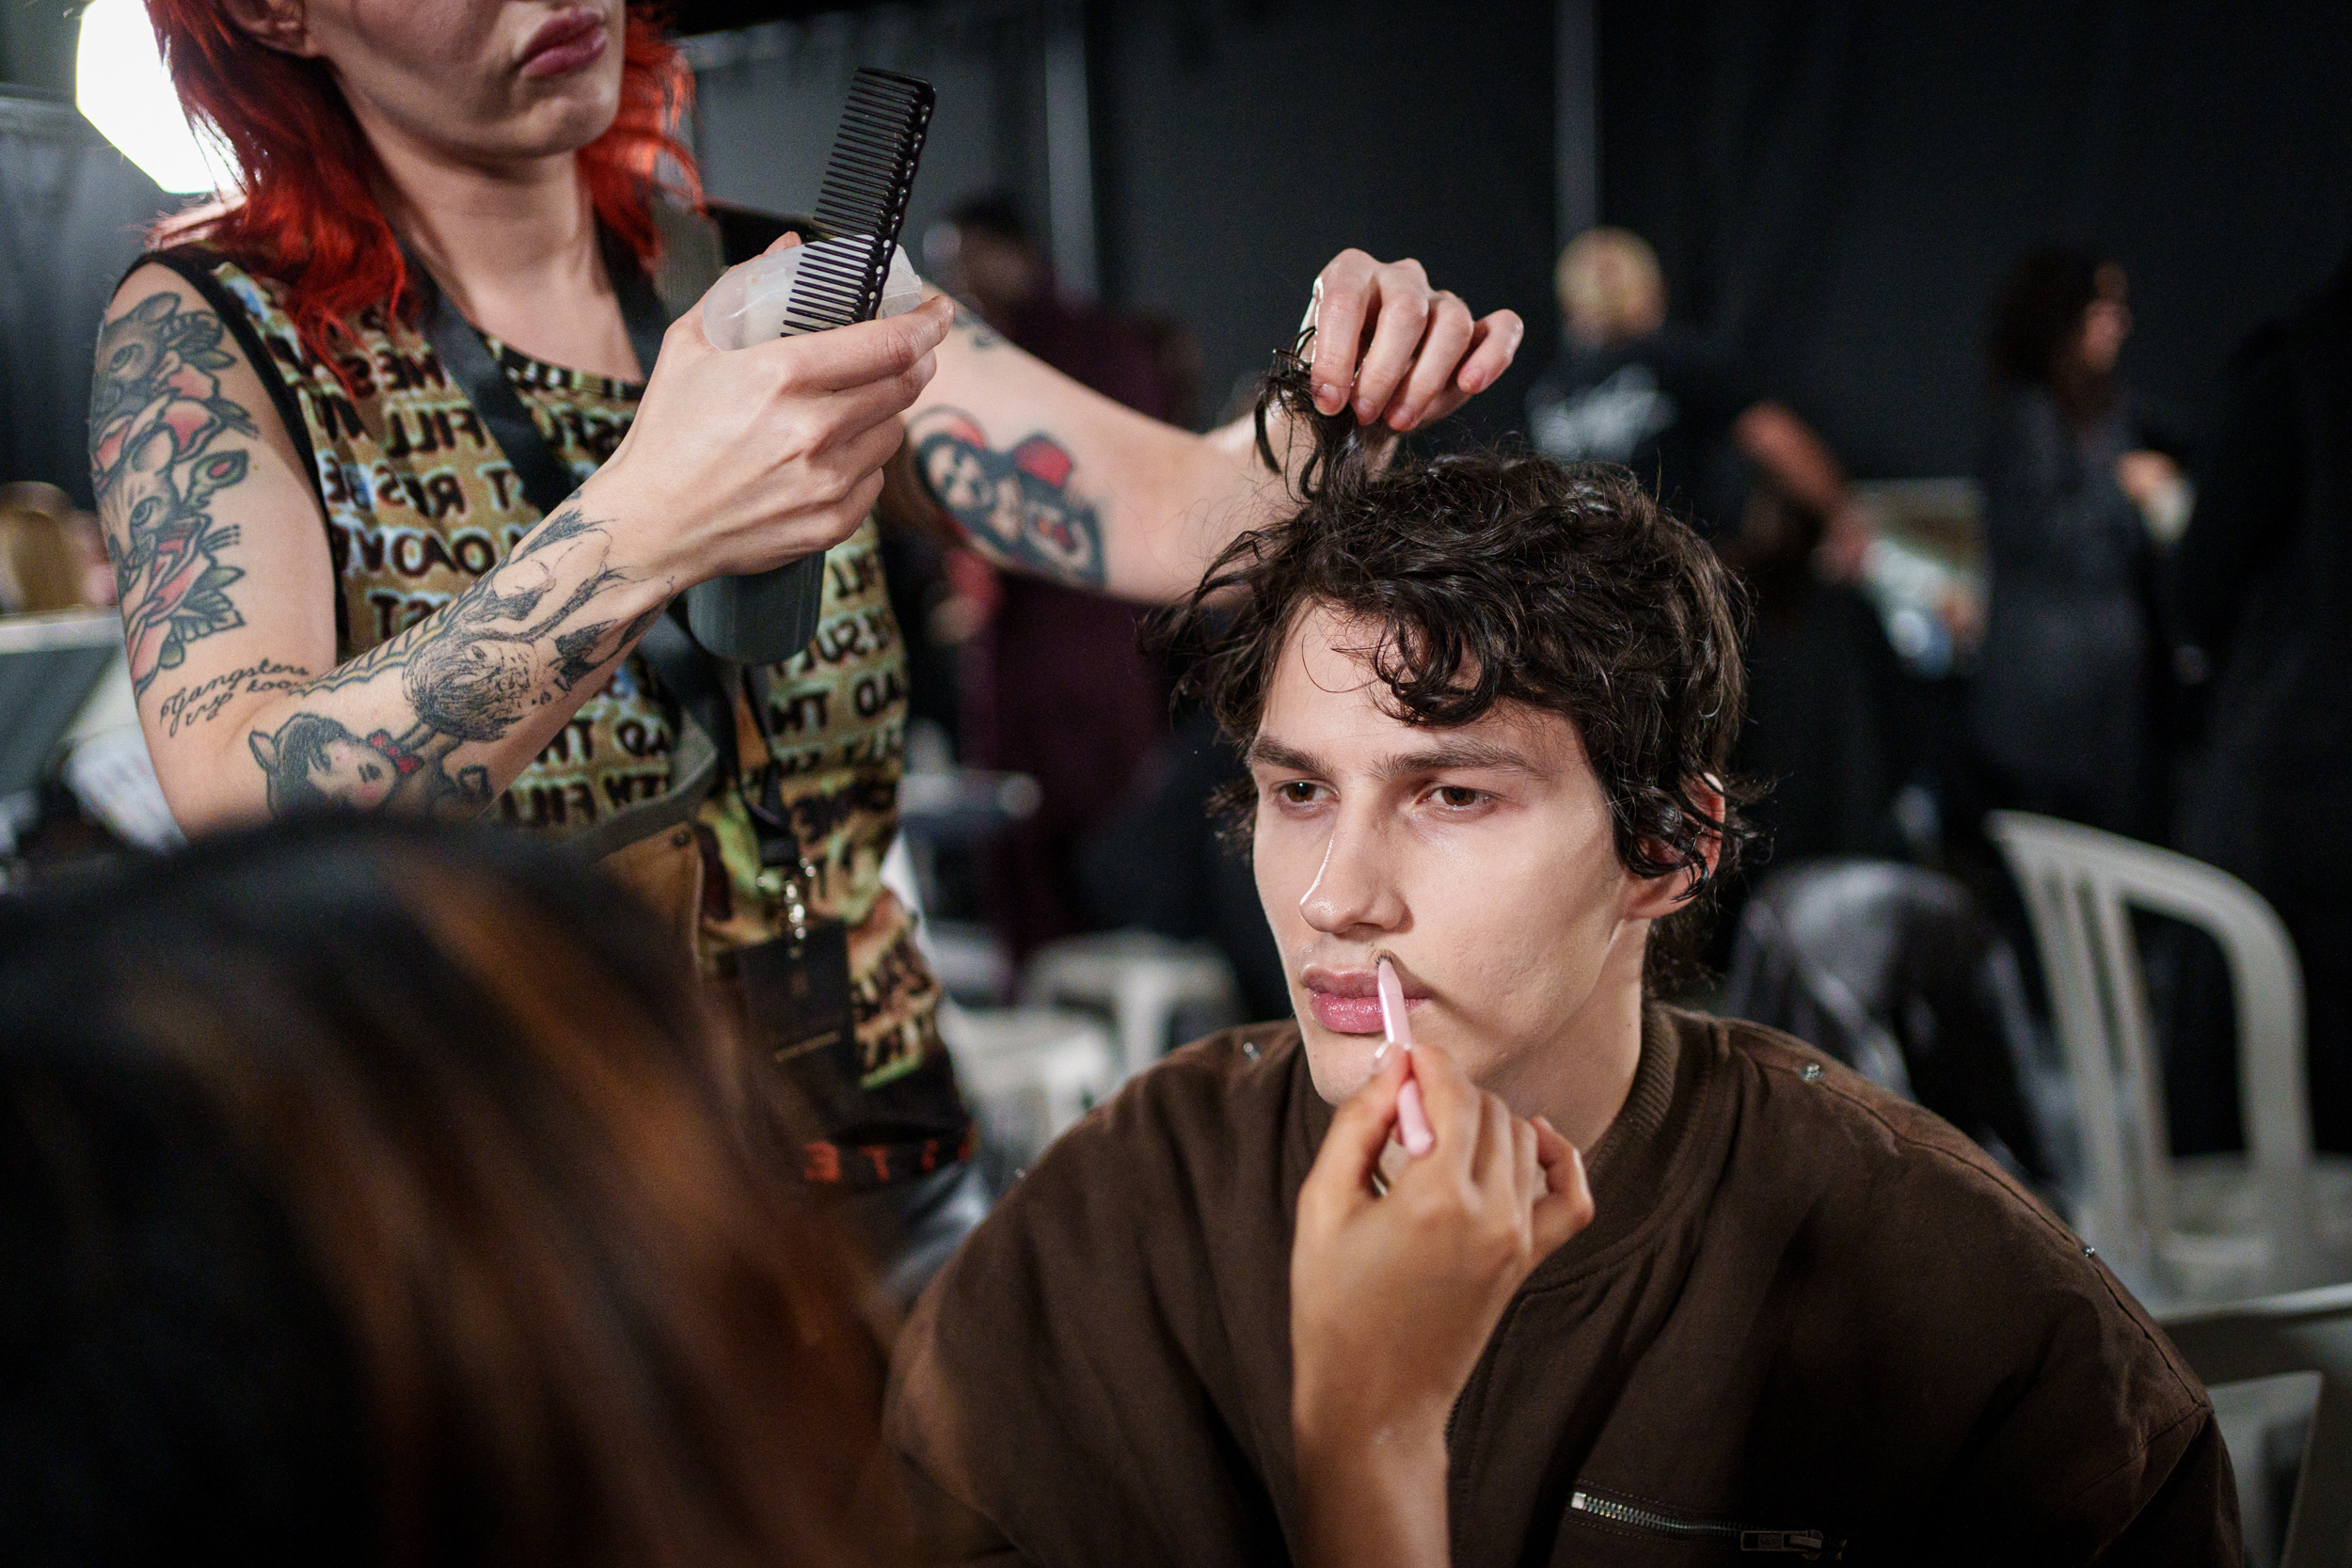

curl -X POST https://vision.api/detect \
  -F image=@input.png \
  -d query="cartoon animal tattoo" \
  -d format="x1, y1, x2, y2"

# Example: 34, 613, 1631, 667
247, 507, 660, 818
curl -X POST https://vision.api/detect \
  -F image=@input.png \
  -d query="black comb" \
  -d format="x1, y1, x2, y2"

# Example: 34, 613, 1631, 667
688, 68, 936, 665
782, 69, 935, 335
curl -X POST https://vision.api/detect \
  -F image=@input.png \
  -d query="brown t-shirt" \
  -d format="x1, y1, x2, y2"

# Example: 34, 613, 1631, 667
887, 1007, 2239, 1565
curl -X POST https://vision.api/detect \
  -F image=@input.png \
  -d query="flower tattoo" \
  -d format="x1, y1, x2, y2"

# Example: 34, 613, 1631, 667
88, 291, 259, 694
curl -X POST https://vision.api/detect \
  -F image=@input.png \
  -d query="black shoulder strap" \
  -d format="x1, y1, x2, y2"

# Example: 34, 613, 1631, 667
405, 252, 580, 521
404, 225, 676, 517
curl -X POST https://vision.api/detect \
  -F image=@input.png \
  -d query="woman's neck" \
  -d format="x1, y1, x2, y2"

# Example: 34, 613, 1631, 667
362, 113, 642, 380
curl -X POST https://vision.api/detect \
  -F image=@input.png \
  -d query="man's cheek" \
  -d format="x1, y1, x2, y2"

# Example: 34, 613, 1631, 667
1250, 820, 1315, 936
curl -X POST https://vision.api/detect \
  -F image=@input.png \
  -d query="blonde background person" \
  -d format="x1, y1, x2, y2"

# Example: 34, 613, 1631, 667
1527, 227, 1869, 574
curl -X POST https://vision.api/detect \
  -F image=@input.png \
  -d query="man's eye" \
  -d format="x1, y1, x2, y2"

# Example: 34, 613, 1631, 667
1277, 780, 1319, 805
1435, 785, 1485, 809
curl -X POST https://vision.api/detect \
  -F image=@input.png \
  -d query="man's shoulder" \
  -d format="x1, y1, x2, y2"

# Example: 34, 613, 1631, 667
1028, 1019, 1305, 1184
1699, 1008, 2083, 1250
1692, 1008, 2209, 1404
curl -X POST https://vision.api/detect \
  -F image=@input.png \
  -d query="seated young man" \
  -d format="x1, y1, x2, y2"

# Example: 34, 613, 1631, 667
885, 438, 2238, 1565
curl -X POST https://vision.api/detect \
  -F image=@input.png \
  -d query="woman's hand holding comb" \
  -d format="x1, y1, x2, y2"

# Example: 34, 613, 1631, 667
587, 235, 957, 589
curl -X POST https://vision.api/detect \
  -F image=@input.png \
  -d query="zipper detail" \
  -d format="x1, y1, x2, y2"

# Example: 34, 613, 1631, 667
1567, 1489, 1844, 1559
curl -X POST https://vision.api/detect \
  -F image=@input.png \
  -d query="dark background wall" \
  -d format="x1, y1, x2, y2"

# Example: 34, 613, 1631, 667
1601, 0, 2352, 477
11, 1, 2352, 495
1089, 0, 1556, 437
685, 2, 1046, 277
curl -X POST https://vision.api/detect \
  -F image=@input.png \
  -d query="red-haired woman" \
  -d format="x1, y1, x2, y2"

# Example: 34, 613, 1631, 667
92, 0, 1522, 1261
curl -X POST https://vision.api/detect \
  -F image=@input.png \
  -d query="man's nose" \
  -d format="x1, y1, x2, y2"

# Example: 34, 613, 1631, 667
1298, 811, 1406, 937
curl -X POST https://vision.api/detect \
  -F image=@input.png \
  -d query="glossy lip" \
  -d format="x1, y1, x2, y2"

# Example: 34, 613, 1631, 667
1300, 959, 1428, 1037
518, 8, 608, 77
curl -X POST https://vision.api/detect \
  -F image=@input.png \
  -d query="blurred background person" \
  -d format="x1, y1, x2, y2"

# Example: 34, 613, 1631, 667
1709, 485, 1916, 968
925, 195, 1192, 967
1525, 227, 1867, 572
0, 483, 112, 614
2170, 251, 2352, 1154
1971, 246, 2190, 843
0, 818, 906, 1567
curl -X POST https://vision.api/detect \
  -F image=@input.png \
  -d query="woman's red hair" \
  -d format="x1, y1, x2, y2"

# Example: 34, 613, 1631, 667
144, 1, 703, 362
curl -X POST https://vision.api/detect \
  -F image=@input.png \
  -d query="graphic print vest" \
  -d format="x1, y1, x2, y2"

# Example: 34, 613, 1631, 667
161, 249, 956, 1164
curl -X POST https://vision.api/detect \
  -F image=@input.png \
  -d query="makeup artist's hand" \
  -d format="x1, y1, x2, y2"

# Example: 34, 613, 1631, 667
1288, 1045, 1592, 1568
1304, 251, 1525, 432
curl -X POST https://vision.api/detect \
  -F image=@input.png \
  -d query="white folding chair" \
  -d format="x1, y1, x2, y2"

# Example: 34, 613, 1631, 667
1987, 812, 2352, 1307
937, 1001, 1120, 1176
884, 837, 1115, 1173
2166, 1283, 2352, 1568
1019, 929, 1241, 1080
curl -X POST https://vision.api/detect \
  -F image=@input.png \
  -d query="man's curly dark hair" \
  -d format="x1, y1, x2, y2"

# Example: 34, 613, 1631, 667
1153, 358, 1760, 963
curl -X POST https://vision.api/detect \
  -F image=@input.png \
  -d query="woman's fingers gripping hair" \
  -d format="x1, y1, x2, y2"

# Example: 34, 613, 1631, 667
1305, 247, 1379, 417
1347, 259, 1434, 425
1385, 292, 1474, 432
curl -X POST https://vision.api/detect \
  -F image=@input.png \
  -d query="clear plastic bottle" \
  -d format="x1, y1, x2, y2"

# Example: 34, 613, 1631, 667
686, 241, 926, 663
700, 239, 926, 350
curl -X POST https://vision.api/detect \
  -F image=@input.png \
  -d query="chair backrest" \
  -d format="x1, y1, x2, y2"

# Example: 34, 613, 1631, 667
2164, 1282, 2352, 1568
1986, 812, 2309, 1262
1723, 857, 2064, 1187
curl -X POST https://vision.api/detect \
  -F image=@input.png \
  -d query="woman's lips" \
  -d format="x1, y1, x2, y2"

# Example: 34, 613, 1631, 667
520, 10, 608, 77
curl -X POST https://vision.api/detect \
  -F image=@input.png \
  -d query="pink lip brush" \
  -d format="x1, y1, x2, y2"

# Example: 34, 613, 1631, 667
1376, 956, 1435, 1157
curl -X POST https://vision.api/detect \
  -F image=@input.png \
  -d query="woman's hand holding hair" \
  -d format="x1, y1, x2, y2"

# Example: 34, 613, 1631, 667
1303, 250, 1524, 434
584, 236, 956, 589
1289, 1044, 1594, 1568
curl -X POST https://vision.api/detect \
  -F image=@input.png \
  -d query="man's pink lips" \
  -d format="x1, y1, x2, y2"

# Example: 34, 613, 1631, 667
1300, 962, 1426, 1036
519, 8, 608, 77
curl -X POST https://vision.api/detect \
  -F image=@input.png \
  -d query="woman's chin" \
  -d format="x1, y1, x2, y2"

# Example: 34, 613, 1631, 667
501, 80, 623, 158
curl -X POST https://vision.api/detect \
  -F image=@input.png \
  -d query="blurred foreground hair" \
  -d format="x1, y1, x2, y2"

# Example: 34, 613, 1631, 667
0, 818, 902, 1568
1156, 356, 1758, 982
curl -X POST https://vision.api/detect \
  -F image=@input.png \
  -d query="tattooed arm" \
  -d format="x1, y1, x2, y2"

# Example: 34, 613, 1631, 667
94, 264, 946, 830
884, 254, 1523, 602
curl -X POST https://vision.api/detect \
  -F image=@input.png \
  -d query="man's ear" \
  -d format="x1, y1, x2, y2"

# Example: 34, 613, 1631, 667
219, 0, 316, 57
1622, 775, 1728, 921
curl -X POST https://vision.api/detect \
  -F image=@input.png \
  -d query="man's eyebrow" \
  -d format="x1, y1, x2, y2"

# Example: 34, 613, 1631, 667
1246, 736, 1324, 774
1245, 735, 1540, 779
1377, 739, 1542, 779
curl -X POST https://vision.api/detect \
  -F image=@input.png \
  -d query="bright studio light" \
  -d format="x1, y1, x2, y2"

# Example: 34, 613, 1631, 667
77, 0, 229, 195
